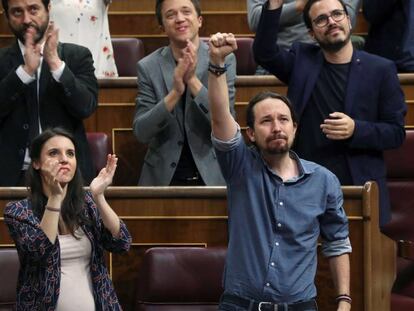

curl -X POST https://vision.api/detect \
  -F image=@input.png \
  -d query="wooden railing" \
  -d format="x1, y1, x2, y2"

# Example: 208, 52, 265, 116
91, 75, 414, 134
0, 2, 368, 51
85, 75, 414, 185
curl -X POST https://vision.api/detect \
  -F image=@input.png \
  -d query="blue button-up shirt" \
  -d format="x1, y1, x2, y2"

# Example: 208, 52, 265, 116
212, 128, 351, 303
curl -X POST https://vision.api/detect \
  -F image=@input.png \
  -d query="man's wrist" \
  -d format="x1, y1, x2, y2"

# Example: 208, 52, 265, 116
47, 58, 62, 71
208, 62, 229, 77
22, 65, 36, 77
187, 76, 202, 96
268, 0, 283, 10
209, 57, 225, 67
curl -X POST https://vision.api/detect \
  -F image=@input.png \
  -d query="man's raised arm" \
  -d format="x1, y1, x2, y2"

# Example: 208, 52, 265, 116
208, 33, 238, 141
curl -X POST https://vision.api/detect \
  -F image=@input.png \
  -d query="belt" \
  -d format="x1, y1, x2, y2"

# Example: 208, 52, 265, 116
221, 294, 317, 311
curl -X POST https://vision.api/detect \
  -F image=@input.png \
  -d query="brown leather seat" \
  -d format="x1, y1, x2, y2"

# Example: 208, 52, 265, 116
0, 249, 19, 311
201, 37, 257, 75
384, 129, 414, 240
383, 129, 414, 310
112, 38, 145, 77
233, 37, 257, 75
135, 247, 226, 311
86, 132, 111, 176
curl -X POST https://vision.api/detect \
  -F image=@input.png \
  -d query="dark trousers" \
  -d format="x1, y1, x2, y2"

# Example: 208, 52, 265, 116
218, 294, 318, 311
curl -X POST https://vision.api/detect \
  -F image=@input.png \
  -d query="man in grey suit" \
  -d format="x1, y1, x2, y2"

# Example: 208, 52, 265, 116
133, 0, 236, 186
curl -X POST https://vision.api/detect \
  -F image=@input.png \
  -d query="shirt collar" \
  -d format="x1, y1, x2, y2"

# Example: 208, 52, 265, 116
284, 151, 315, 183
18, 39, 45, 58
256, 148, 315, 183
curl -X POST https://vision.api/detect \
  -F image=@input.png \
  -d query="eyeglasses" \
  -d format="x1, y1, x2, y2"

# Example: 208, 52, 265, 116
312, 9, 346, 28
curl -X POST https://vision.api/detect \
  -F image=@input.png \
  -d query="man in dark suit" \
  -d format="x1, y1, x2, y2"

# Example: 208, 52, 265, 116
253, 0, 407, 227
133, 0, 236, 186
0, 0, 98, 186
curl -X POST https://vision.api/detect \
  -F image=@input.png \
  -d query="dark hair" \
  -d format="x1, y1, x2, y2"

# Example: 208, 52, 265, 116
246, 91, 298, 129
303, 0, 349, 30
155, 0, 201, 26
2, 0, 50, 18
28, 127, 89, 238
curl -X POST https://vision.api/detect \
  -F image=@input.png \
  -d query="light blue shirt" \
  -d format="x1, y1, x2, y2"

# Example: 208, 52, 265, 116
212, 128, 351, 302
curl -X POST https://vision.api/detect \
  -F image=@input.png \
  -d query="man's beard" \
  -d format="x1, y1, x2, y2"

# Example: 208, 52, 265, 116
10, 21, 48, 44
266, 145, 290, 155
317, 26, 351, 53
264, 135, 290, 155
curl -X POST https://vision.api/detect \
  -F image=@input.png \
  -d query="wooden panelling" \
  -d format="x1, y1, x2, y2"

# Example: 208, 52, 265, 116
108, 12, 253, 37
235, 75, 288, 101
407, 101, 414, 127
0, 12, 367, 37
354, 11, 369, 34
0, 12, 253, 37
87, 75, 414, 186
112, 128, 146, 186
93, 75, 414, 129
109, 0, 247, 12
98, 78, 137, 103
0, 183, 395, 311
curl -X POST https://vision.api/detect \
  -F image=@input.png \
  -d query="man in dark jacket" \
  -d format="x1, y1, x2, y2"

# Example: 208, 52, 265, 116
0, 0, 98, 185
253, 0, 407, 227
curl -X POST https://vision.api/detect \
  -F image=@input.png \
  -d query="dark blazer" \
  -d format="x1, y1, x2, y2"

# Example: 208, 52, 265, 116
363, 0, 414, 72
133, 41, 236, 186
253, 5, 407, 226
4, 192, 131, 311
0, 41, 98, 185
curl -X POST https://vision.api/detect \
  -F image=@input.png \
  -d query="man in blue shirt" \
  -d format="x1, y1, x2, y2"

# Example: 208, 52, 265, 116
207, 32, 352, 311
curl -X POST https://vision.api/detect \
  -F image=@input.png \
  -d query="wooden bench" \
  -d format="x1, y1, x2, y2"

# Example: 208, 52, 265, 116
85, 75, 414, 184
0, 183, 395, 311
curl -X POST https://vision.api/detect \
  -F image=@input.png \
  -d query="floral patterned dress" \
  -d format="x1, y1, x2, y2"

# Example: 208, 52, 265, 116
4, 192, 131, 310
50, 0, 118, 78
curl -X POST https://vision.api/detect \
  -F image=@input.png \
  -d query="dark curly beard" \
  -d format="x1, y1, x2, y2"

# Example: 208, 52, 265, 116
9, 19, 48, 44
318, 31, 351, 53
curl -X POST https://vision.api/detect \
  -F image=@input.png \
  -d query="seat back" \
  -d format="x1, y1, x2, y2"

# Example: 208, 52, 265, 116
112, 38, 145, 76
135, 247, 226, 311
232, 37, 257, 75
383, 129, 414, 309
86, 132, 110, 176
383, 129, 414, 240
201, 37, 256, 75
0, 248, 19, 311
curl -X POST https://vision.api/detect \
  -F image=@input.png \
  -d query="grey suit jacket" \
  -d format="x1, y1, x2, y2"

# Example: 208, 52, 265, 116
133, 41, 236, 186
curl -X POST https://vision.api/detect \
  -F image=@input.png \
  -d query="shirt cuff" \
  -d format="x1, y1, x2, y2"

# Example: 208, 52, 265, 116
51, 61, 66, 81
211, 123, 242, 151
321, 237, 352, 257
16, 65, 36, 84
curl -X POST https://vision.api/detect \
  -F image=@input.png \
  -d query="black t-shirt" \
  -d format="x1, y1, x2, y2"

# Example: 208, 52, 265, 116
171, 91, 200, 182
293, 61, 353, 184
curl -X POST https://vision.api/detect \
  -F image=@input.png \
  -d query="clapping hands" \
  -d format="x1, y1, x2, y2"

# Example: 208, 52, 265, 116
173, 40, 198, 95
90, 154, 118, 197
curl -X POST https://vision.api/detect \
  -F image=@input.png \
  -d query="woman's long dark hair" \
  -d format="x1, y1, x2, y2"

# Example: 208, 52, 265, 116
28, 127, 90, 237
